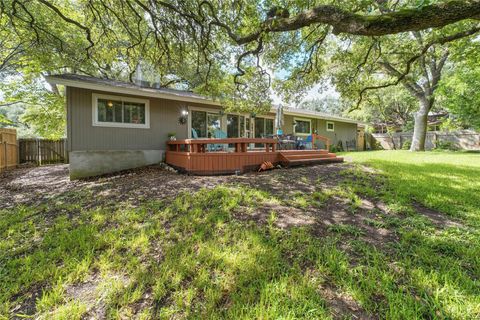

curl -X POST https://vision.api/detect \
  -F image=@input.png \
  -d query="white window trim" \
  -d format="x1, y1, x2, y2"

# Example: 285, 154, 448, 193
92, 93, 150, 129
294, 117, 312, 136
326, 121, 335, 132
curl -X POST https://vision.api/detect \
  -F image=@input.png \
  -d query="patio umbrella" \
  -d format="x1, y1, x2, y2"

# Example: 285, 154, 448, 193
275, 104, 284, 135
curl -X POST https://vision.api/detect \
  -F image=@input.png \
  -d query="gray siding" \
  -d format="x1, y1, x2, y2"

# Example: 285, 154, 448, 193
281, 114, 357, 145
67, 87, 219, 151
67, 86, 358, 152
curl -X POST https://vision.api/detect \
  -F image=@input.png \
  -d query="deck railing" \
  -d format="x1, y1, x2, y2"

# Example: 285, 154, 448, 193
167, 138, 277, 153
312, 134, 331, 151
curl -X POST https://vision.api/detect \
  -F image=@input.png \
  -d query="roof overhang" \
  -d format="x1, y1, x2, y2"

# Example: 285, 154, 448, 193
45, 76, 223, 106
269, 107, 364, 125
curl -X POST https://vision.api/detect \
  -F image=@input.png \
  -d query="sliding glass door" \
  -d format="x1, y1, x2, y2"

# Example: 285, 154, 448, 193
227, 114, 248, 138
191, 110, 222, 138
254, 117, 274, 138
254, 117, 274, 147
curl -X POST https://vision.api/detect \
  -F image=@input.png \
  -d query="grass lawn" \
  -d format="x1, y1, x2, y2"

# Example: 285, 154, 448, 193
1, 151, 479, 319
341, 150, 480, 225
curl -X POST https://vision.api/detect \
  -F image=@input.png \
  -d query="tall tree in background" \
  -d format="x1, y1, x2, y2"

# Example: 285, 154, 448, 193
379, 33, 449, 151
330, 29, 455, 150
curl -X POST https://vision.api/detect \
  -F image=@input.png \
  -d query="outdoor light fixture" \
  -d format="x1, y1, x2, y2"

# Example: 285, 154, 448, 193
107, 101, 113, 108
178, 109, 188, 125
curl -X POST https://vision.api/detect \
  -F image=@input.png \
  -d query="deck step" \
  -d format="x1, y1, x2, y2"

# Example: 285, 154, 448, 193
279, 150, 343, 167
282, 153, 337, 160
279, 150, 330, 155
284, 157, 344, 166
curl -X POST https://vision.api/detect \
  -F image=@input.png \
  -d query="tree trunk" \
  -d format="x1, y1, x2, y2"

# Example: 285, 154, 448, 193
410, 99, 432, 151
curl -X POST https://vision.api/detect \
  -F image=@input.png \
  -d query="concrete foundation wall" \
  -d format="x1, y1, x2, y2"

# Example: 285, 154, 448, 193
69, 150, 163, 179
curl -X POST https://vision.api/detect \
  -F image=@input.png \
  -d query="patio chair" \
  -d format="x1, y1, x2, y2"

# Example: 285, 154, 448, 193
276, 133, 296, 150
191, 128, 199, 139
296, 135, 313, 150
209, 129, 228, 151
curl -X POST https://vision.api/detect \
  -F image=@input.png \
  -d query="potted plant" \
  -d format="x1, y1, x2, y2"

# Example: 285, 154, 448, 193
167, 132, 176, 141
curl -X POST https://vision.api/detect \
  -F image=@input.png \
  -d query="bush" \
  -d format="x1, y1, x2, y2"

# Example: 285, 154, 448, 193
434, 140, 458, 151
401, 140, 412, 150
329, 145, 339, 153
372, 141, 384, 150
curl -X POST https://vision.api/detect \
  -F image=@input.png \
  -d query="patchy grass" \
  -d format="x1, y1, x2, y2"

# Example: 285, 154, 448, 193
1, 151, 480, 319
342, 151, 480, 224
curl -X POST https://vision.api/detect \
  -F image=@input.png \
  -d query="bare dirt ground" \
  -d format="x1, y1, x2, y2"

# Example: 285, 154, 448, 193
1, 163, 458, 319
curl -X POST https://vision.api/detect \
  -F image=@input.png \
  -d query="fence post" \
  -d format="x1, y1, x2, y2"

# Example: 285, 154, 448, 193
37, 139, 41, 166
0, 133, 2, 171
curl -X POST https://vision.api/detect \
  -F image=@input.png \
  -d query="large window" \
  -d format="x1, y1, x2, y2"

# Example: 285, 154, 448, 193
227, 114, 247, 138
93, 94, 149, 129
254, 117, 274, 138
294, 118, 311, 135
227, 114, 239, 138
192, 111, 207, 138
254, 117, 274, 147
191, 110, 222, 138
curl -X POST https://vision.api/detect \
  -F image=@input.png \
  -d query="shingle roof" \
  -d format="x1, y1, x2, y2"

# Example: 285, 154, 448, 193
46, 73, 216, 104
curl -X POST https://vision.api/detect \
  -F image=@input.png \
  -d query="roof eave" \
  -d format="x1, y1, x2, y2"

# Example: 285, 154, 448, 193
278, 108, 362, 125
45, 76, 223, 106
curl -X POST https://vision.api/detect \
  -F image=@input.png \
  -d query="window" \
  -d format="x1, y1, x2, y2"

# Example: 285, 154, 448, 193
254, 118, 265, 138
326, 121, 335, 132
191, 111, 207, 138
227, 114, 248, 138
294, 118, 311, 135
227, 114, 239, 138
254, 117, 274, 138
253, 117, 274, 147
191, 110, 222, 138
93, 94, 149, 128
240, 116, 245, 137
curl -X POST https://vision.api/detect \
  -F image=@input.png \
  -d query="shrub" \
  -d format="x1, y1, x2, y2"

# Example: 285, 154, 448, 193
372, 140, 384, 150
329, 145, 339, 153
434, 140, 458, 151
401, 140, 412, 150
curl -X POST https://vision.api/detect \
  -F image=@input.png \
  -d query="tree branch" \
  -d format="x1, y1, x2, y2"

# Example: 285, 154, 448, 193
225, 1, 480, 45
353, 24, 480, 110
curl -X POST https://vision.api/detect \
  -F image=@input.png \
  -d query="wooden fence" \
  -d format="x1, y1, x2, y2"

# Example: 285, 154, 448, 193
0, 128, 18, 172
371, 131, 480, 151
18, 138, 68, 164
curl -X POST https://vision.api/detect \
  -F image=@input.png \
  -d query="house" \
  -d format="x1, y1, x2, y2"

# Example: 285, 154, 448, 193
46, 74, 363, 178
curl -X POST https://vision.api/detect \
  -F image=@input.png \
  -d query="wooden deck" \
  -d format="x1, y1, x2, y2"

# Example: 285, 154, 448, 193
166, 138, 343, 175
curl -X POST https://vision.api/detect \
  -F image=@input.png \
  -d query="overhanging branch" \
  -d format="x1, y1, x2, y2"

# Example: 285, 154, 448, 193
353, 25, 480, 110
